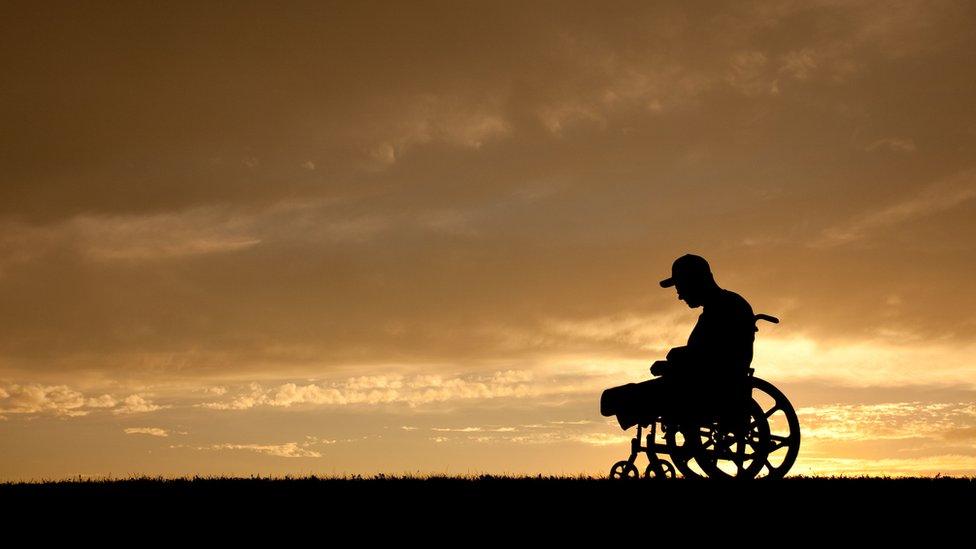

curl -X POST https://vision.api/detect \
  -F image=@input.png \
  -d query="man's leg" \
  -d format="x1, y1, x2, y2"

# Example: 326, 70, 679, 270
634, 376, 676, 420
601, 377, 673, 430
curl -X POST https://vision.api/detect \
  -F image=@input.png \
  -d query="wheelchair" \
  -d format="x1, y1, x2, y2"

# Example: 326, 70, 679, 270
607, 314, 801, 480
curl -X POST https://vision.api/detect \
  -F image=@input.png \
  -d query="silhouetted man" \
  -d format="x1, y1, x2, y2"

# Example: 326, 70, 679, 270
600, 254, 756, 429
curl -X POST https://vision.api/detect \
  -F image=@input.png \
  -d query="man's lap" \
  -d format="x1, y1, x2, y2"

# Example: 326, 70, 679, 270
600, 376, 690, 428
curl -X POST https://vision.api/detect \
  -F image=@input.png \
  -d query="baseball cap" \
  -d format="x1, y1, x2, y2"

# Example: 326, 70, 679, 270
659, 254, 711, 288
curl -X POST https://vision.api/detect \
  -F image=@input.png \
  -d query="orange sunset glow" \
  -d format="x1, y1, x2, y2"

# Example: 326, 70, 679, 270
2, 1, 976, 481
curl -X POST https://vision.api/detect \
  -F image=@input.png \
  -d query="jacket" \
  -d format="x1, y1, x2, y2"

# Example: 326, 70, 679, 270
666, 288, 755, 383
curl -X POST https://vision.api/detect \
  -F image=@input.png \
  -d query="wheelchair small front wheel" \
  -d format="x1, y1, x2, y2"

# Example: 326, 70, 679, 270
644, 459, 676, 479
609, 460, 640, 479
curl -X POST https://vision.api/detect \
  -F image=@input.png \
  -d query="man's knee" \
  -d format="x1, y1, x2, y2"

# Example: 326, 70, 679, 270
600, 389, 613, 416
600, 383, 634, 416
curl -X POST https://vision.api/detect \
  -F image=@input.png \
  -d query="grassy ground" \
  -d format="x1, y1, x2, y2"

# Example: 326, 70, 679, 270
4, 475, 971, 537
5, 474, 974, 506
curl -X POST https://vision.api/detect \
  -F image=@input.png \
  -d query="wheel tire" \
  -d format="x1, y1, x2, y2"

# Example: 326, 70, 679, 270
644, 459, 676, 479
609, 460, 640, 480
749, 377, 801, 479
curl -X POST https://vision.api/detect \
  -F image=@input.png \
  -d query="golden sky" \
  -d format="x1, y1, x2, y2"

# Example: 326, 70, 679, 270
2, 1, 976, 480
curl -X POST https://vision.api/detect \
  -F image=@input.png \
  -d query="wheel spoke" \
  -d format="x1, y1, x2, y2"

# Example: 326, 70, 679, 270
768, 434, 793, 451
764, 404, 780, 419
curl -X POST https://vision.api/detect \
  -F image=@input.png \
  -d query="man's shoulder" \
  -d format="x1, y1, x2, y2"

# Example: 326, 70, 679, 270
717, 288, 754, 315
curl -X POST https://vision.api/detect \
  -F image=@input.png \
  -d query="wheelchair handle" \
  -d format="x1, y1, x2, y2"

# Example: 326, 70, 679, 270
754, 313, 778, 333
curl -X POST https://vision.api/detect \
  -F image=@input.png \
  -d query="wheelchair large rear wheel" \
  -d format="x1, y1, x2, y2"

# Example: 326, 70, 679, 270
661, 377, 801, 479
749, 377, 801, 479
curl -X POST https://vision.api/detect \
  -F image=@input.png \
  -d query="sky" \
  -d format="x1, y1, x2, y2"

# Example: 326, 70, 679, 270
2, 0, 975, 480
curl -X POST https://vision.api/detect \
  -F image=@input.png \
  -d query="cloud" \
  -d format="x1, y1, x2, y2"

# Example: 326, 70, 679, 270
814, 169, 976, 247
727, 50, 777, 96
71, 210, 262, 260
315, 216, 391, 243
541, 312, 690, 354
0, 198, 431, 275
0, 384, 88, 417
866, 137, 917, 153
124, 427, 169, 437
199, 371, 544, 410
0, 207, 262, 267
364, 93, 510, 167
113, 395, 163, 414
0, 383, 168, 419
303, 436, 337, 446
431, 427, 486, 433
570, 432, 633, 446
86, 395, 118, 408
797, 401, 976, 441
779, 48, 821, 80
178, 435, 333, 458
196, 358, 645, 410
529, 35, 716, 134
195, 365, 629, 412
423, 426, 630, 446
943, 427, 976, 441
201, 443, 321, 458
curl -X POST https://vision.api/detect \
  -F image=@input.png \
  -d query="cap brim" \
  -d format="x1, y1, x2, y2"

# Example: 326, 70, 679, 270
659, 277, 675, 288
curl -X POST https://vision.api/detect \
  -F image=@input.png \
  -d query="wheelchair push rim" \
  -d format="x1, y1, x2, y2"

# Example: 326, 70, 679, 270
748, 377, 801, 479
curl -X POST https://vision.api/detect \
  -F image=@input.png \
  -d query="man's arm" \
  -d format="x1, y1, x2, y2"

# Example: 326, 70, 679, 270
649, 346, 692, 377
666, 346, 694, 364
650, 359, 671, 376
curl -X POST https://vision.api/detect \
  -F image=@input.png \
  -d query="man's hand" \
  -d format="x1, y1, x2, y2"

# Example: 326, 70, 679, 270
666, 346, 690, 363
650, 360, 671, 377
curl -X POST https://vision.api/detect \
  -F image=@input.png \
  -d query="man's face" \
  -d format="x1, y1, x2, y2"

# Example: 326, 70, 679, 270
674, 279, 704, 308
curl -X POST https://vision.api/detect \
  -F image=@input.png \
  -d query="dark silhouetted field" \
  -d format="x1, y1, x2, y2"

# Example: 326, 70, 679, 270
4, 474, 974, 534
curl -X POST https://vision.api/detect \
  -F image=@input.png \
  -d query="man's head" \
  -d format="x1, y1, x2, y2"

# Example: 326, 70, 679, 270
659, 254, 717, 308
